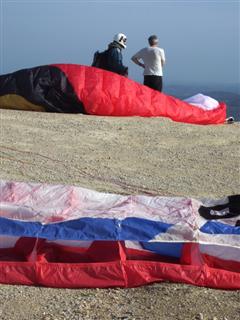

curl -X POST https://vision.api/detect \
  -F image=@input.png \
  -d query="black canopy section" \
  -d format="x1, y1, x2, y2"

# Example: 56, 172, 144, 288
198, 195, 240, 221
0, 65, 85, 113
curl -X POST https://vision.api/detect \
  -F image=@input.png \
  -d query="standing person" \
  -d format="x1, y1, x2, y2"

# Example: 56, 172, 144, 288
92, 33, 128, 76
131, 35, 165, 92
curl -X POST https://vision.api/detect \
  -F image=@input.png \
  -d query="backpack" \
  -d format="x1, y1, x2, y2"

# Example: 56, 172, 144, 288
91, 50, 109, 69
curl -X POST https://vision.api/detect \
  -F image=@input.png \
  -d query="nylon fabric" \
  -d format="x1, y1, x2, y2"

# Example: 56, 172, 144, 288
55, 64, 226, 124
0, 180, 239, 289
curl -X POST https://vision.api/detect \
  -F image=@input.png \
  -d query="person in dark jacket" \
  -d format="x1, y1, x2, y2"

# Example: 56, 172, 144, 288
106, 33, 128, 76
92, 33, 128, 76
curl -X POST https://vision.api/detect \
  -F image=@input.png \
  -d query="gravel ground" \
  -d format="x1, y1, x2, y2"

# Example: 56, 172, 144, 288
0, 283, 239, 320
0, 110, 239, 197
0, 109, 239, 320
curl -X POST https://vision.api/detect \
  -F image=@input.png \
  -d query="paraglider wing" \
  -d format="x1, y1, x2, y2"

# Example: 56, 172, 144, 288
0, 64, 226, 124
0, 180, 239, 289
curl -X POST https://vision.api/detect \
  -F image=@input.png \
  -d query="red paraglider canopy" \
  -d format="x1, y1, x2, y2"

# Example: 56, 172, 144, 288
55, 64, 226, 124
0, 64, 226, 124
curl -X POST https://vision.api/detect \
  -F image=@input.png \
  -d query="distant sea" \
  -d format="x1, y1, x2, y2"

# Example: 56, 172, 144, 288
164, 84, 240, 121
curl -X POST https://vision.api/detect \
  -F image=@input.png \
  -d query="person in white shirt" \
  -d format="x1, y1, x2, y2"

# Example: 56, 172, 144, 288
131, 35, 166, 92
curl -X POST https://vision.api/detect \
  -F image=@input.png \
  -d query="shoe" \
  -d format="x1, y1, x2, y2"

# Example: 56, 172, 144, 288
226, 116, 235, 124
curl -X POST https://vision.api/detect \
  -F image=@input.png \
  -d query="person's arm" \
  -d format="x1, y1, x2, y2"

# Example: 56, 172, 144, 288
131, 51, 145, 68
161, 49, 166, 66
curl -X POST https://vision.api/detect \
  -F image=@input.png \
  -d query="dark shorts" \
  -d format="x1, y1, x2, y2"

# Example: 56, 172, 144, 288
144, 75, 163, 92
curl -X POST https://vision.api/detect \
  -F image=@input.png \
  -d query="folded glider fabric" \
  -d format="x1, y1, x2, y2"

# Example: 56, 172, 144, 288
0, 180, 239, 289
0, 64, 226, 124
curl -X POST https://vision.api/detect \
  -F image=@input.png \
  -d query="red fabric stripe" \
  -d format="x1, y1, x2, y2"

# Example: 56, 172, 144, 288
0, 240, 239, 289
201, 253, 240, 273
0, 260, 239, 289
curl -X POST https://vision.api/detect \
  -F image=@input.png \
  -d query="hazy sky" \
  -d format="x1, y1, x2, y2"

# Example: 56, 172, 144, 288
0, 0, 239, 86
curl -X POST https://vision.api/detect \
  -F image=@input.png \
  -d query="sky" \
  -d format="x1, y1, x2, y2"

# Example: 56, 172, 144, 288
0, 0, 239, 87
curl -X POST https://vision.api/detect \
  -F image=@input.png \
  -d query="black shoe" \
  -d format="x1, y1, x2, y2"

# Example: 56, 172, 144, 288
226, 116, 235, 124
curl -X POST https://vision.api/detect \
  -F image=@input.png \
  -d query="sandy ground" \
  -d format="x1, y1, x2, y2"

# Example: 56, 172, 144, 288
0, 109, 239, 320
